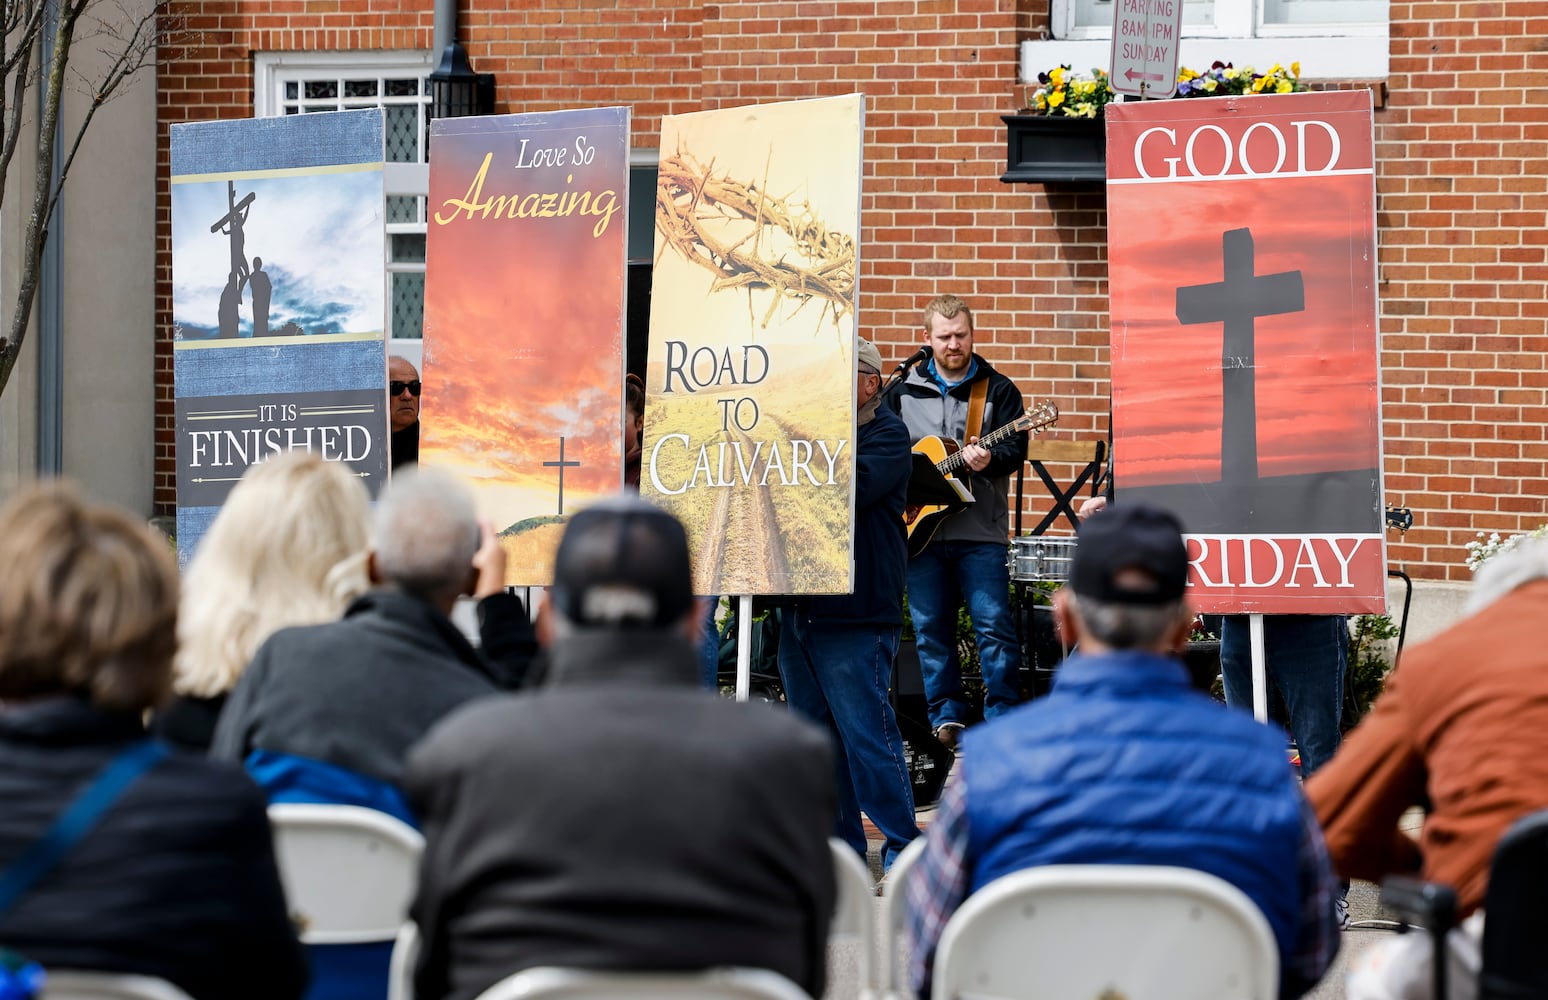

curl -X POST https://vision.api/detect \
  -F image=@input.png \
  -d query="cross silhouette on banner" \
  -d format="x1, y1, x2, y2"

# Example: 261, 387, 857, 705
208, 180, 256, 290
544, 437, 581, 516
1175, 227, 1305, 484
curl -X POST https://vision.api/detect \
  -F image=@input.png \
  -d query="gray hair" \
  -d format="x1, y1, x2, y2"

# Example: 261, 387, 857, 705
1065, 591, 1189, 651
372, 467, 480, 603
1466, 536, 1548, 615
545, 593, 694, 640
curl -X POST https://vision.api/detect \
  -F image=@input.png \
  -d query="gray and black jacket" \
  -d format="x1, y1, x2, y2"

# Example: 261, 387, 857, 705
887, 354, 1027, 546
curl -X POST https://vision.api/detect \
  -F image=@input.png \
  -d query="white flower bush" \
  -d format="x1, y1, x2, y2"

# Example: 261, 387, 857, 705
1465, 525, 1548, 571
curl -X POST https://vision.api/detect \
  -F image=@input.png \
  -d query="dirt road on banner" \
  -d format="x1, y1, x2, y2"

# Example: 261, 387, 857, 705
700, 426, 790, 593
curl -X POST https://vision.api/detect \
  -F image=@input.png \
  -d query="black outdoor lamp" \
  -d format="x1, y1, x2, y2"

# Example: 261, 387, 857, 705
428, 39, 495, 119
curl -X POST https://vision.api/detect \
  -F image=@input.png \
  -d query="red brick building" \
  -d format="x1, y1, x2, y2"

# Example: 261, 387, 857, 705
154, 1, 1544, 607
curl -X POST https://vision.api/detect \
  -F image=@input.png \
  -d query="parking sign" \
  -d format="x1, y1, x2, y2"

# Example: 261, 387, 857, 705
1110, 0, 1183, 99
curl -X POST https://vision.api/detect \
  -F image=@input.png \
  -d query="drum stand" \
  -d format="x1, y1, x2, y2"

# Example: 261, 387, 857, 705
1011, 581, 1070, 700
1008, 534, 1077, 700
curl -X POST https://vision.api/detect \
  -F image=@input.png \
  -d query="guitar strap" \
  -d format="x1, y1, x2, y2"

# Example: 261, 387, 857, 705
965, 378, 989, 445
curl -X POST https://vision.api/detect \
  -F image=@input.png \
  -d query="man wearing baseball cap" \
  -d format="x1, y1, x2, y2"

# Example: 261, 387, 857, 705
905, 502, 1340, 999
777, 337, 920, 871
404, 495, 838, 1000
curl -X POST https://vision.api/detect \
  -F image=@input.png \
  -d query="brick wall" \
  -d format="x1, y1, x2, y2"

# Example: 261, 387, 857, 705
1376, 1, 1548, 580
155, 0, 1547, 583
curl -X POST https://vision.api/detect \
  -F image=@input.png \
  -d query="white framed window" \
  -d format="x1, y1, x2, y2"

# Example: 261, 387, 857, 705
1031, 0, 1388, 84
254, 51, 433, 340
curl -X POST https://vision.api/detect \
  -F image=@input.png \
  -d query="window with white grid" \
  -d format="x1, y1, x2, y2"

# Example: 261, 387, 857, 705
254, 52, 433, 340
1032, 0, 1388, 83
1054, 0, 1385, 38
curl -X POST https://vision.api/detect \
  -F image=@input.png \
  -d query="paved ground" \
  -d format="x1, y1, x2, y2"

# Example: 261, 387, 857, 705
1307, 879, 1404, 999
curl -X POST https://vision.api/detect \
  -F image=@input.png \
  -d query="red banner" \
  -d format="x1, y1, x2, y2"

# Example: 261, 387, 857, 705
421, 107, 630, 586
1106, 90, 1385, 614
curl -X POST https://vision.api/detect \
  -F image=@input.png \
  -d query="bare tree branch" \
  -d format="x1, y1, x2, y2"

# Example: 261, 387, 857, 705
0, 39, 36, 214
0, 0, 168, 395
44, 1, 159, 225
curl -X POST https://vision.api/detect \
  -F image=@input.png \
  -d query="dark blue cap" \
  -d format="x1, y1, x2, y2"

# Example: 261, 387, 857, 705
1071, 502, 1189, 605
551, 494, 695, 628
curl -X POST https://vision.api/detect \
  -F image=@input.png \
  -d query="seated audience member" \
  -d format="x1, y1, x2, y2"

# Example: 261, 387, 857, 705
0, 485, 306, 1000
405, 495, 837, 1000
210, 467, 533, 815
1307, 537, 1548, 1000
905, 503, 1339, 1000
156, 451, 372, 751
390, 355, 421, 470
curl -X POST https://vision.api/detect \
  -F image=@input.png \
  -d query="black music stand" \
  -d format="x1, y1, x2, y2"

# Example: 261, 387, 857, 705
908, 451, 974, 507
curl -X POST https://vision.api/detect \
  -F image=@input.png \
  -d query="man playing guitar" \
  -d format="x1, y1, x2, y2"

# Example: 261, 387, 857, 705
886, 294, 1030, 749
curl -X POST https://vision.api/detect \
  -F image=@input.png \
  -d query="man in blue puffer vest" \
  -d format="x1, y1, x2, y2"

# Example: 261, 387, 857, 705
905, 503, 1340, 998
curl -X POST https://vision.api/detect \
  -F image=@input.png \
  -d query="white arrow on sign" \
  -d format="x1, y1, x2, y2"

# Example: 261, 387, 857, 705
1109, 0, 1183, 99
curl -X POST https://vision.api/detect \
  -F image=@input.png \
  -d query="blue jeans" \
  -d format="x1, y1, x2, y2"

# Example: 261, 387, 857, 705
1221, 614, 1348, 778
777, 613, 919, 868
906, 541, 1022, 728
699, 596, 722, 691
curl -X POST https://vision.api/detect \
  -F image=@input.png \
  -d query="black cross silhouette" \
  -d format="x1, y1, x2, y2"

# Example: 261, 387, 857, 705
208, 181, 256, 285
208, 181, 256, 235
1175, 227, 1304, 484
543, 437, 581, 515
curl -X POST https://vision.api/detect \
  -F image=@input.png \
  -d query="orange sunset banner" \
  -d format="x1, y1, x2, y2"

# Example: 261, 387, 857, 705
421, 107, 629, 585
1106, 90, 1385, 614
641, 95, 864, 595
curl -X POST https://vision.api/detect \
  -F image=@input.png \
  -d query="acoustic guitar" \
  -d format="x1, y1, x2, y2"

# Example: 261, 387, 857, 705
903, 401, 1060, 557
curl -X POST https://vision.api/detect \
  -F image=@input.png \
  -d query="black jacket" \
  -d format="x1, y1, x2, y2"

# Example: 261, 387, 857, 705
210, 588, 512, 787
162, 592, 533, 757
405, 631, 837, 1000
795, 402, 911, 626
0, 697, 307, 1000
888, 354, 1027, 545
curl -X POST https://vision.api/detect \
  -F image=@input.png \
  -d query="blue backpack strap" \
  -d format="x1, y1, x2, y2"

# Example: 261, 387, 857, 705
0, 740, 169, 916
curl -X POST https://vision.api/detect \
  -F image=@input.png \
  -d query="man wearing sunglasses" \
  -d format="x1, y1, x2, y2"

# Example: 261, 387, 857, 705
390, 355, 422, 470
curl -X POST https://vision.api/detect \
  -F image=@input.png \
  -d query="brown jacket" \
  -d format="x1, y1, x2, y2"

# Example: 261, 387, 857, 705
1306, 578, 1548, 915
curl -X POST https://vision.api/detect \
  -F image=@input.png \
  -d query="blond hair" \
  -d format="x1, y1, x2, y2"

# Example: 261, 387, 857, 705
0, 483, 178, 713
174, 452, 371, 698
922, 293, 974, 333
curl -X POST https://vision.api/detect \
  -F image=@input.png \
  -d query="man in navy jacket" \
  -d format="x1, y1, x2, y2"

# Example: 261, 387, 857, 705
778, 337, 919, 870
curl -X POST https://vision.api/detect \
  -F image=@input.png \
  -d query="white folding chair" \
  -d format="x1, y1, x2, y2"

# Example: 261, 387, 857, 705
389, 844, 864, 1000
878, 835, 926, 1000
471, 966, 812, 1000
39, 972, 195, 1000
931, 864, 1279, 1000
266, 803, 424, 944
828, 837, 878, 999
388, 922, 420, 1000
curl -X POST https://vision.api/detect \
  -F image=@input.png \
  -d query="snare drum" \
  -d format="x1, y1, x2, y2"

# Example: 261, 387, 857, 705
1008, 536, 1078, 583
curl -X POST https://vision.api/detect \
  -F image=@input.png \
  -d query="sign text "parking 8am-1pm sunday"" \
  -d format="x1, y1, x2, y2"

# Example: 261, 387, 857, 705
1110, 0, 1183, 99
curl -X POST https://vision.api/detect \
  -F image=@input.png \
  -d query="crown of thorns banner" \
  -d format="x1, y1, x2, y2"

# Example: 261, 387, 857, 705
655, 151, 857, 330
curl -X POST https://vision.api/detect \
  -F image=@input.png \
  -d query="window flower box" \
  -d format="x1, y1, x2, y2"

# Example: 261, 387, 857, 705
1001, 113, 1107, 183
1002, 61, 1306, 185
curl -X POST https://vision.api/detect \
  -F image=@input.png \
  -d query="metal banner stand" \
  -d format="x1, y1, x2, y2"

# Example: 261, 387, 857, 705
1250, 612, 1268, 722
736, 595, 754, 702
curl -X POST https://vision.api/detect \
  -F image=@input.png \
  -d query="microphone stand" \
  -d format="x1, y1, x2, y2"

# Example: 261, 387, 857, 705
881, 353, 929, 402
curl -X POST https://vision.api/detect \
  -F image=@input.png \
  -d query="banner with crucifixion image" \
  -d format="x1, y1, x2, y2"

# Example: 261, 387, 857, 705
641, 94, 863, 595
420, 106, 630, 586
1106, 89, 1385, 614
170, 109, 390, 566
